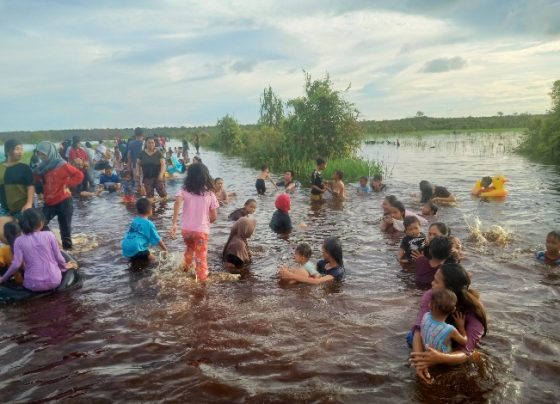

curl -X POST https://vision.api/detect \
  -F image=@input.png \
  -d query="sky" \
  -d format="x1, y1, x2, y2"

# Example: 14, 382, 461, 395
0, 0, 559, 131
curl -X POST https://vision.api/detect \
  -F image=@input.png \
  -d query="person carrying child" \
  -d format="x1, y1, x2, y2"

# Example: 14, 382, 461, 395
121, 198, 168, 262
255, 165, 278, 195
310, 158, 327, 201
228, 199, 257, 221
170, 163, 219, 281
278, 243, 320, 283
269, 193, 292, 234
536, 230, 560, 265
0, 209, 77, 291
222, 217, 256, 270
398, 216, 426, 268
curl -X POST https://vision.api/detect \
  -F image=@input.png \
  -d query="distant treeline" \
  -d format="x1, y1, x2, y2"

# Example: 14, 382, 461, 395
0, 113, 541, 144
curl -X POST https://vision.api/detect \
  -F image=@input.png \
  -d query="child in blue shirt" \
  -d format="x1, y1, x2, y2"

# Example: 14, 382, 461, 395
121, 198, 167, 261
278, 243, 319, 283
536, 230, 560, 265
357, 176, 371, 195
98, 166, 121, 193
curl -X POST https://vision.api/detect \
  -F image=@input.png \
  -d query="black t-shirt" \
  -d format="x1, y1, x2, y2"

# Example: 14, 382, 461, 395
228, 207, 247, 221
311, 170, 324, 195
0, 163, 33, 213
434, 186, 451, 198
138, 150, 163, 179
269, 210, 292, 233
400, 233, 426, 260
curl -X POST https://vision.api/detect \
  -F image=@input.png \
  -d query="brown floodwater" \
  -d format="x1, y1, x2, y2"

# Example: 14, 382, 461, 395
1, 132, 559, 403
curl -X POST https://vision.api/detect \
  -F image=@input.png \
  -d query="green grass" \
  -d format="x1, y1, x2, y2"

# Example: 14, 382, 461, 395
365, 128, 526, 139
274, 157, 381, 184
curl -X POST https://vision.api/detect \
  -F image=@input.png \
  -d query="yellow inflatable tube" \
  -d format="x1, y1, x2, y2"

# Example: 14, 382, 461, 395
471, 175, 508, 198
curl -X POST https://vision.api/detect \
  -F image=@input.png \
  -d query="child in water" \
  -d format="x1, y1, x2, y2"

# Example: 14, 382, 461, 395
398, 216, 426, 267
473, 176, 494, 196
420, 202, 438, 218
0, 221, 23, 284
357, 176, 371, 195
536, 230, 560, 265
278, 243, 319, 283
279, 237, 345, 284
381, 200, 405, 233
228, 199, 257, 221
450, 236, 464, 263
255, 165, 278, 195
214, 178, 235, 205
122, 198, 168, 262
222, 217, 256, 270
310, 158, 327, 201
269, 193, 292, 234
326, 170, 346, 200
121, 170, 135, 203
421, 289, 467, 353
371, 173, 386, 192
170, 163, 219, 281
0, 209, 77, 291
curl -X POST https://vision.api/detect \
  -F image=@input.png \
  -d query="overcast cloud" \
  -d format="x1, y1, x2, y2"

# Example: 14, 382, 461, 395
0, 0, 559, 130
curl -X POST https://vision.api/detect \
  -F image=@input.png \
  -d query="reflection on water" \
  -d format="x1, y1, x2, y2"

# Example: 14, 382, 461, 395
0, 133, 559, 402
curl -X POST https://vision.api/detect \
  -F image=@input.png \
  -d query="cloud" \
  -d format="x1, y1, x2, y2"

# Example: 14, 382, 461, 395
420, 56, 467, 73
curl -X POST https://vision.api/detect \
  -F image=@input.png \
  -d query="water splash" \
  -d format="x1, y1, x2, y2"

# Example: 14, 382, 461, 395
465, 217, 514, 246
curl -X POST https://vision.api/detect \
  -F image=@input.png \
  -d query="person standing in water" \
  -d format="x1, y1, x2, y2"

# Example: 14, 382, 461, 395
0, 139, 34, 218
194, 134, 200, 155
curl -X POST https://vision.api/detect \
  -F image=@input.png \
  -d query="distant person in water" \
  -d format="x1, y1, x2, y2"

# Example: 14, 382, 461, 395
0, 139, 34, 218
310, 158, 327, 201
536, 230, 560, 265
269, 193, 292, 234
326, 170, 346, 200
357, 176, 371, 195
194, 134, 200, 154
419, 180, 456, 204
278, 242, 319, 284
255, 165, 278, 195
420, 201, 438, 218
279, 237, 345, 284
214, 178, 236, 205
276, 170, 297, 193
371, 173, 386, 192
228, 199, 257, 221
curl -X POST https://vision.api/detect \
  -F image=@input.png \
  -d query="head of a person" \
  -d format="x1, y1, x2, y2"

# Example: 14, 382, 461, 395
284, 170, 294, 183
450, 236, 463, 252
4, 220, 21, 251
71, 135, 81, 148
193, 156, 202, 164
419, 180, 434, 203
546, 230, 560, 254
37, 141, 58, 161
103, 166, 113, 177
333, 170, 343, 181
316, 157, 326, 171
134, 127, 144, 139
390, 200, 405, 220
481, 176, 493, 188
427, 222, 450, 244
233, 217, 256, 240
430, 288, 458, 317
381, 195, 398, 214
275, 193, 291, 213
145, 136, 155, 151
372, 173, 383, 185
85, 141, 92, 149
294, 243, 312, 265
214, 177, 224, 191
359, 176, 368, 187
4, 139, 23, 162
244, 199, 257, 214
403, 216, 422, 237
20, 208, 44, 234
136, 197, 152, 217
184, 163, 214, 195
429, 236, 452, 261
72, 158, 85, 169
261, 165, 269, 174
422, 202, 438, 216
122, 170, 132, 180
322, 237, 343, 267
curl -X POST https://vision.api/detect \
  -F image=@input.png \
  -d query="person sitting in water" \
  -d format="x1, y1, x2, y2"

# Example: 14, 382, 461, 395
228, 199, 257, 221
0, 221, 23, 284
415, 236, 452, 286
371, 173, 387, 192
121, 198, 168, 262
276, 170, 297, 193
420, 201, 438, 218
421, 289, 467, 353
398, 216, 426, 268
0, 209, 77, 291
473, 176, 495, 196
310, 158, 327, 201
536, 230, 560, 265
222, 217, 256, 270
278, 242, 319, 283
409, 262, 487, 384
98, 166, 121, 193
419, 180, 456, 204
279, 237, 346, 284
255, 165, 278, 195
325, 170, 346, 200
357, 176, 371, 195
214, 178, 235, 205
269, 193, 292, 234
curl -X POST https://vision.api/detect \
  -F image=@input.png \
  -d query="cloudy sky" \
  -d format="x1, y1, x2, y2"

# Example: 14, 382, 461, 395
1, 0, 559, 131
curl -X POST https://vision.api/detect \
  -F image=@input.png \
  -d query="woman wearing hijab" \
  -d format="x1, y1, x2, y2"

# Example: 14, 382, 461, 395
222, 217, 256, 270
34, 141, 83, 250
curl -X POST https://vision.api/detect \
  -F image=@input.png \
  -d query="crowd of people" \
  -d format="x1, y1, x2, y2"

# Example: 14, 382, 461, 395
0, 133, 558, 385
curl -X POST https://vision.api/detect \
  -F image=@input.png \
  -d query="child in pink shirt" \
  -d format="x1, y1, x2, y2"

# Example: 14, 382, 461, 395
0, 209, 77, 291
170, 163, 219, 281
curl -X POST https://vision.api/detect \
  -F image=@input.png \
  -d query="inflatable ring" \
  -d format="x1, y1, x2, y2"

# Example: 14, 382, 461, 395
472, 175, 508, 198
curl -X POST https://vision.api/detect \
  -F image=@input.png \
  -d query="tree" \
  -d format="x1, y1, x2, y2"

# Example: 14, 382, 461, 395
259, 86, 284, 128
549, 79, 560, 113
497, 111, 504, 116
215, 114, 243, 154
415, 111, 425, 118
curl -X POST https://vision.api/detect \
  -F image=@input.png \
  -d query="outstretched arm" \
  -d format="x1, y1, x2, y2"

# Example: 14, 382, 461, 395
279, 269, 334, 284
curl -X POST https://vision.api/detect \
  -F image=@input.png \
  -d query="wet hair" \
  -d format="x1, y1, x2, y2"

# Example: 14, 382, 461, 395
425, 201, 438, 215
295, 243, 312, 259
136, 197, 151, 215
316, 157, 326, 166
373, 173, 382, 181
359, 176, 368, 182
481, 176, 493, 188
390, 200, 406, 217
431, 288, 458, 316
323, 237, 343, 267
244, 198, 257, 207
85, 141, 92, 148
285, 170, 294, 177
4, 139, 22, 156
193, 156, 202, 163
334, 170, 343, 180
403, 215, 421, 230
19, 208, 44, 234
214, 177, 223, 183
4, 221, 21, 253
384, 195, 398, 205
429, 236, 452, 260
429, 222, 450, 237
183, 163, 214, 195
261, 165, 269, 171
419, 180, 433, 203
547, 230, 560, 242
440, 262, 487, 336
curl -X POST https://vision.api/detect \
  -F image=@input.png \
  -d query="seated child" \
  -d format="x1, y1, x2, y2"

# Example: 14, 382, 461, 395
269, 193, 292, 234
222, 217, 256, 270
450, 235, 464, 263
371, 173, 387, 192
398, 216, 426, 267
326, 170, 346, 200
536, 230, 560, 265
255, 165, 278, 195
0, 209, 77, 291
214, 178, 236, 205
120, 169, 135, 203
421, 289, 467, 353
357, 176, 371, 194
98, 166, 121, 193
121, 198, 167, 261
0, 221, 23, 284
381, 200, 405, 233
279, 237, 345, 284
474, 176, 494, 196
228, 199, 257, 221
278, 243, 319, 283
420, 201, 438, 218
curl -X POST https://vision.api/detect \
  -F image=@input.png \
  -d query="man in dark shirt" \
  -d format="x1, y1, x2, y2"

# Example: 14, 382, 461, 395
310, 158, 327, 201
0, 139, 34, 217
128, 128, 145, 189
